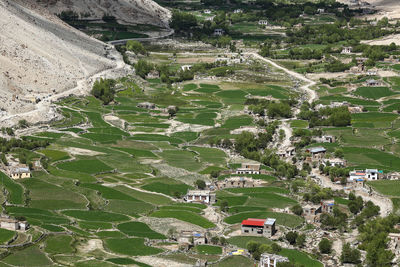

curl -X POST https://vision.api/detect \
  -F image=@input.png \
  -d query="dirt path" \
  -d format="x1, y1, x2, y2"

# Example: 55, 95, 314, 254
247, 53, 317, 103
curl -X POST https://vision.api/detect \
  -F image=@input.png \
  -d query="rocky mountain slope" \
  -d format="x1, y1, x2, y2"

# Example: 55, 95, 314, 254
0, 0, 119, 121
34, 0, 171, 27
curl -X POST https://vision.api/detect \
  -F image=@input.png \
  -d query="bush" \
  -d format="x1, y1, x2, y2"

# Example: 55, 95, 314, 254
319, 238, 332, 254
126, 41, 146, 55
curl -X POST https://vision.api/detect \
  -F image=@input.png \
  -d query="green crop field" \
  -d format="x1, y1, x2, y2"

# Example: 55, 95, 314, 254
39, 149, 70, 162
117, 222, 166, 239
0, 228, 15, 244
210, 256, 253, 267
228, 236, 272, 248
0, 172, 24, 204
279, 249, 322, 267
57, 159, 113, 174
354, 87, 396, 99
196, 245, 222, 254
62, 210, 129, 222
151, 210, 216, 228
45, 235, 74, 254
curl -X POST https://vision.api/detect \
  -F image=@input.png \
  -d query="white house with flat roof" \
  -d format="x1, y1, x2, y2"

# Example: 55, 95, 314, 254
8, 165, 31, 179
184, 190, 216, 204
259, 253, 289, 267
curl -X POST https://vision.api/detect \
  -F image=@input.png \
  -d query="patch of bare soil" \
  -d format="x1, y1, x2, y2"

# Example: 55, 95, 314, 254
64, 147, 104, 156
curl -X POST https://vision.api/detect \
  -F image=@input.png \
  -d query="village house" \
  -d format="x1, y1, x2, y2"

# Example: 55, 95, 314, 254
258, 20, 269, 26
321, 200, 335, 213
354, 178, 365, 188
0, 217, 29, 231
204, 9, 211, 14
365, 169, 380, 180
322, 158, 346, 167
181, 65, 192, 71
259, 253, 289, 267
348, 106, 363, 113
313, 135, 336, 143
8, 165, 31, 179
388, 233, 400, 250
213, 29, 225, 36
177, 231, 206, 246
236, 163, 261, 174
184, 190, 216, 204
276, 147, 295, 158
216, 177, 255, 189
306, 147, 326, 159
317, 8, 325, 13
349, 170, 366, 181
137, 102, 156, 110
365, 79, 381, 87
341, 46, 353, 54
234, 9, 243, 14
205, 16, 215, 22
303, 204, 322, 224
241, 218, 276, 237
387, 172, 400, 180
146, 70, 159, 79
303, 204, 322, 216
349, 169, 381, 181
366, 69, 377, 76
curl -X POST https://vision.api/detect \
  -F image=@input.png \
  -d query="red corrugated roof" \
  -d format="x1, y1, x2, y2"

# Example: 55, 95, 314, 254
241, 218, 265, 226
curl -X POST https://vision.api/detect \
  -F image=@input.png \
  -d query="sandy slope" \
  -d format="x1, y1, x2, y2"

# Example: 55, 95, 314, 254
0, 0, 117, 118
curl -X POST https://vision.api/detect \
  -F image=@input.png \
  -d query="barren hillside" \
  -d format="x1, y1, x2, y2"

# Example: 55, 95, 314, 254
0, 0, 119, 122
34, 0, 171, 27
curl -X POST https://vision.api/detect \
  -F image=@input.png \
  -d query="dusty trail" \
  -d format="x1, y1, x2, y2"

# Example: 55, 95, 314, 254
247, 52, 317, 103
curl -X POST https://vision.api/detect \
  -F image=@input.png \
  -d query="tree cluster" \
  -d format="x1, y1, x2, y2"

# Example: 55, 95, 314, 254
91, 78, 116, 105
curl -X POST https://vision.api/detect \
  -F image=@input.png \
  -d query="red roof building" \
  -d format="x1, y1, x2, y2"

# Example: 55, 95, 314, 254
241, 218, 266, 227
241, 218, 276, 237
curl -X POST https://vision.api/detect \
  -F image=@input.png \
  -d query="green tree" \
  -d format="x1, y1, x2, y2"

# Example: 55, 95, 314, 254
341, 243, 361, 264
291, 204, 303, 216
91, 78, 116, 105
169, 11, 197, 33
135, 59, 154, 79
319, 238, 332, 254
126, 40, 146, 55
195, 179, 206, 190
285, 231, 298, 245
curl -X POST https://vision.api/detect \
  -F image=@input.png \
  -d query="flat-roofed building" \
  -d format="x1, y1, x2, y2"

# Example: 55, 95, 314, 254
184, 190, 216, 204
8, 165, 31, 179
178, 231, 206, 245
216, 177, 255, 189
236, 163, 261, 174
321, 200, 335, 213
241, 218, 276, 237
259, 253, 289, 267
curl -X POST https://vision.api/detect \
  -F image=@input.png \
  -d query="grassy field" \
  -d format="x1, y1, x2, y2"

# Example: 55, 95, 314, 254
117, 222, 166, 239
57, 159, 113, 174
62, 210, 129, 222
196, 245, 222, 255
368, 180, 400, 196
354, 87, 396, 100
